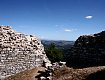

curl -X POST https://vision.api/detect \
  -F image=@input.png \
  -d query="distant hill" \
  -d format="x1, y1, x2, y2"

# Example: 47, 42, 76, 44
41, 40, 75, 50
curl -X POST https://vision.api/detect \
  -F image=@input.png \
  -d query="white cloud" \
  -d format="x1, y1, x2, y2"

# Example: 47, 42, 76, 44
85, 16, 93, 19
64, 29, 77, 32
64, 29, 72, 32
55, 25, 77, 33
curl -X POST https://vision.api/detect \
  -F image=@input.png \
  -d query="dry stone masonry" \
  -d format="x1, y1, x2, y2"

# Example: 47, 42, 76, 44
0, 26, 51, 79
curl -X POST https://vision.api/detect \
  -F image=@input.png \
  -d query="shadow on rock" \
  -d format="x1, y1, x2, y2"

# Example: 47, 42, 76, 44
85, 70, 105, 80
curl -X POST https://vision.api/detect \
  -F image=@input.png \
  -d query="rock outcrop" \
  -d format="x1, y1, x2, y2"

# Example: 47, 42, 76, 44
66, 31, 105, 68
0, 26, 50, 79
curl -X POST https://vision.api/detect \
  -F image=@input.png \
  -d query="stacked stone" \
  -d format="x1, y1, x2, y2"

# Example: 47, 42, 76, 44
0, 26, 50, 79
66, 31, 105, 68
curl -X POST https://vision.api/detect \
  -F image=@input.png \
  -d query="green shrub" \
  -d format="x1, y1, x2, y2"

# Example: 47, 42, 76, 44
45, 43, 63, 63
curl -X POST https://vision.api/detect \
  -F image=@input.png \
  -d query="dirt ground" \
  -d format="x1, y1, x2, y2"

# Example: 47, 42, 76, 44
5, 66, 105, 80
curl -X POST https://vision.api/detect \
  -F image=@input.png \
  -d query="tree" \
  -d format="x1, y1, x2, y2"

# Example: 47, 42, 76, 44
45, 43, 63, 63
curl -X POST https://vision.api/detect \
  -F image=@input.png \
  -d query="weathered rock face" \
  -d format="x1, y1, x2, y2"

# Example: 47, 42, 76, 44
0, 26, 50, 79
66, 31, 105, 68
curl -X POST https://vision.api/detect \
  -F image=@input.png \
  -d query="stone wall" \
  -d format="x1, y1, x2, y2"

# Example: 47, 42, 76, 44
66, 31, 105, 68
0, 26, 50, 79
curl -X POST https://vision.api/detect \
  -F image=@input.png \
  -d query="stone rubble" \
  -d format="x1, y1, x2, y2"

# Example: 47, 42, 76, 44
0, 26, 51, 79
36, 61, 66, 80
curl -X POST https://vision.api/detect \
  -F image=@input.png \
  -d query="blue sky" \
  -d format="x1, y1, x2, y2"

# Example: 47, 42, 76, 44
0, 0, 105, 40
